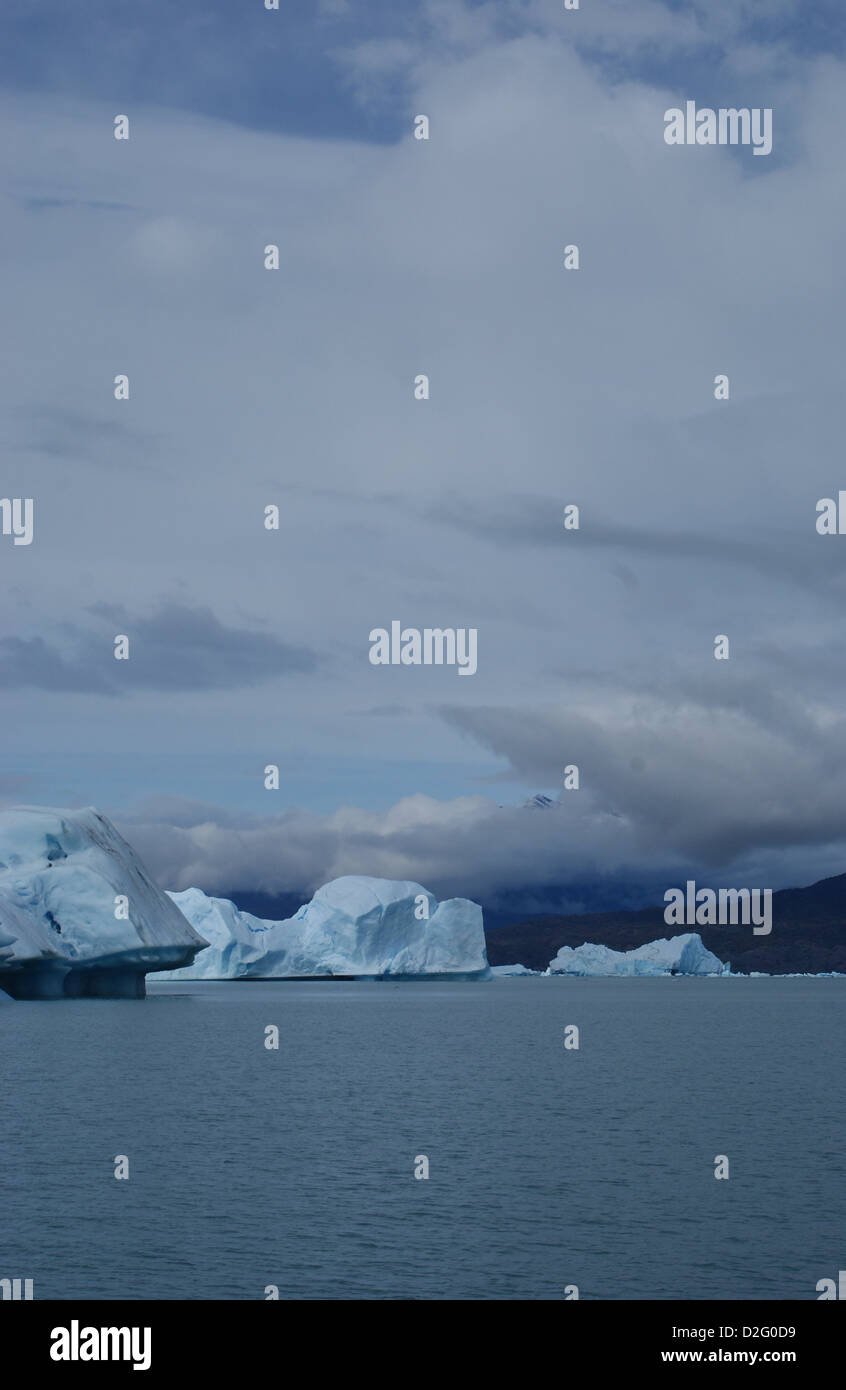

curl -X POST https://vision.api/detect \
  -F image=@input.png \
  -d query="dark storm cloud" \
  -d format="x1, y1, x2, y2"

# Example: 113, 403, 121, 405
0, 603, 320, 694
0, 635, 116, 694
439, 693, 846, 864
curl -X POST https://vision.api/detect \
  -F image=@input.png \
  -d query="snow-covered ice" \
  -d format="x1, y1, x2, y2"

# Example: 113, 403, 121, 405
0, 806, 207, 997
158, 876, 490, 979
547, 933, 728, 977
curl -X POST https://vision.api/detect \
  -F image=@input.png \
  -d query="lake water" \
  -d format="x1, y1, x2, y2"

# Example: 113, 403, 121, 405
1, 976, 843, 1300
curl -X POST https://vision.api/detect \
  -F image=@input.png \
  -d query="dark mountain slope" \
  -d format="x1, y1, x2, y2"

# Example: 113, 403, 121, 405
485, 873, 846, 975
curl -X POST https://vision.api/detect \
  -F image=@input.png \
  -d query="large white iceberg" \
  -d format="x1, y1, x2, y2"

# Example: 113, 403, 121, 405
0, 806, 207, 997
157, 876, 490, 980
547, 933, 728, 977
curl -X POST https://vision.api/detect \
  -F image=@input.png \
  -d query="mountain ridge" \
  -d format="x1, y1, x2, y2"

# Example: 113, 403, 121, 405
485, 871, 846, 974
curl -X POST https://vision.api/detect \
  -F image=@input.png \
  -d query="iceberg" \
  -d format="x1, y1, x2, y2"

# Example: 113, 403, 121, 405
0, 806, 207, 998
491, 963, 540, 976
157, 876, 490, 979
547, 933, 728, 977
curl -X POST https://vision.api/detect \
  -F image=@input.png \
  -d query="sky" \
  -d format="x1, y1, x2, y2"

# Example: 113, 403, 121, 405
3, 0, 846, 909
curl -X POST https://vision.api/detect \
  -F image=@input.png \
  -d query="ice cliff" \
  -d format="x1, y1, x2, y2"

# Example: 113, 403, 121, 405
547, 933, 728, 977
157, 876, 490, 980
0, 807, 207, 998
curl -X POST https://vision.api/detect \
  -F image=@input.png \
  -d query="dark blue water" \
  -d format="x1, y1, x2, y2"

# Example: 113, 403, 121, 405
1, 977, 843, 1300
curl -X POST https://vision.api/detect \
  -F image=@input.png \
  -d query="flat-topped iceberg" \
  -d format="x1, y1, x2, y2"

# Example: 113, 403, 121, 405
547, 933, 728, 977
0, 806, 207, 998
158, 876, 490, 980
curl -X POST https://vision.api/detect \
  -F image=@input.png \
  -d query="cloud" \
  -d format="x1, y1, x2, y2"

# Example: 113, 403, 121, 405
416, 492, 846, 599
0, 635, 115, 694
0, 603, 319, 693
114, 774, 846, 913
2, 6, 846, 889
440, 687, 846, 863
116, 790, 651, 902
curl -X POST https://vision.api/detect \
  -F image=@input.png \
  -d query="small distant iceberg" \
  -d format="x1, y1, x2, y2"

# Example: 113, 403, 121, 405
546, 932, 728, 977
492, 963, 540, 977
733, 970, 843, 978
158, 876, 490, 980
